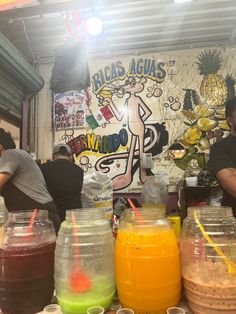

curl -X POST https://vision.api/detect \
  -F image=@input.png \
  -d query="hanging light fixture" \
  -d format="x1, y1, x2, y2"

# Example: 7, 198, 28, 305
85, 15, 103, 36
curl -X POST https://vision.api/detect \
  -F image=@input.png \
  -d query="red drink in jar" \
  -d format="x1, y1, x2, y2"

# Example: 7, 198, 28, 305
0, 210, 56, 314
0, 242, 55, 314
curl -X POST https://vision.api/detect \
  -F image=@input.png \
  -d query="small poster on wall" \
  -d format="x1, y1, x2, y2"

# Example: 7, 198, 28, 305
53, 90, 87, 131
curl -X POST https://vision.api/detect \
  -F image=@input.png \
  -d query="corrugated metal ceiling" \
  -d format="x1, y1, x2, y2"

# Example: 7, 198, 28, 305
0, 0, 236, 64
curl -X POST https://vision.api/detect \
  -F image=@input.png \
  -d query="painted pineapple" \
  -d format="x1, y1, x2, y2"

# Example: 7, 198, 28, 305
196, 50, 227, 107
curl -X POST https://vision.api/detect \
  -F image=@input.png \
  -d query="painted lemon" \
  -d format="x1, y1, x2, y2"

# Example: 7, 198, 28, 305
193, 104, 214, 118
183, 127, 202, 145
100, 90, 112, 99
218, 120, 230, 131
196, 118, 217, 131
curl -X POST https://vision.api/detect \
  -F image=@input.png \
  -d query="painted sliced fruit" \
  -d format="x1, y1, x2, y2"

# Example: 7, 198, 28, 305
215, 106, 225, 118
193, 104, 214, 118
196, 118, 217, 131
183, 127, 202, 145
218, 120, 230, 131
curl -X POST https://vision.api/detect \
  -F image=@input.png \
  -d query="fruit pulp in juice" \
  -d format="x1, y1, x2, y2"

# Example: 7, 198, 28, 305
0, 242, 55, 314
115, 226, 181, 314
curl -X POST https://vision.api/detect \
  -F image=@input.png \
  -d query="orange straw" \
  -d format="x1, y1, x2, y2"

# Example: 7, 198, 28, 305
127, 198, 144, 223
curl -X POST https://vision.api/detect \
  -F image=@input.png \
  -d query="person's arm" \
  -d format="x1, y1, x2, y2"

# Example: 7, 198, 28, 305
0, 172, 12, 193
0, 150, 20, 193
216, 168, 236, 198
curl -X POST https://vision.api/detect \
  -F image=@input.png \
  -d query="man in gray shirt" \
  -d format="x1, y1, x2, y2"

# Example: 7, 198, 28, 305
0, 128, 60, 232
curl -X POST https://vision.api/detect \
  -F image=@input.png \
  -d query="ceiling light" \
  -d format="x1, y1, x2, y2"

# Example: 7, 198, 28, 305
175, 0, 194, 3
86, 16, 103, 36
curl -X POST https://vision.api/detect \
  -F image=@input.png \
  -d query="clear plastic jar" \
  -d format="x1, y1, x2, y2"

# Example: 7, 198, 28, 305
180, 206, 236, 314
0, 207, 7, 244
115, 207, 181, 314
0, 210, 56, 314
55, 209, 115, 314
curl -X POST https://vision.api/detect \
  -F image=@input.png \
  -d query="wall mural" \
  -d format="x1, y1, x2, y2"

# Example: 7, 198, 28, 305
53, 48, 235, 192
65, 57, 171, 191
171, 49, 234, 172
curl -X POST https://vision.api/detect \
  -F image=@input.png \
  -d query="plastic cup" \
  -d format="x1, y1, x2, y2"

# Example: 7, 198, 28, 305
185, 176, 198, 187
167, 307, 185, 314
87, 306, 105, 314
116, 308, 134, 314
43, 304, 62, 313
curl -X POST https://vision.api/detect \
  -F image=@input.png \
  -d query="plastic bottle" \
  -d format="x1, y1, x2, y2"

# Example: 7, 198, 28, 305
141, 174, 168, 214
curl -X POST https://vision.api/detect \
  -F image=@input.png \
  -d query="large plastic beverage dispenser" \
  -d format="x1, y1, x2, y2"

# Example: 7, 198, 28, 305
180, 206, 236, 314
54, 209, 115, 314
0, 210, 56, 314
115, 207, 181, 314
0, 207, 7, 240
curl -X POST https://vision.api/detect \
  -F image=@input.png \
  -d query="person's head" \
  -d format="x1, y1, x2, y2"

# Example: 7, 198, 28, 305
52, 143, 72, 160
0, 128, 16, 155
225, 97, 236, 135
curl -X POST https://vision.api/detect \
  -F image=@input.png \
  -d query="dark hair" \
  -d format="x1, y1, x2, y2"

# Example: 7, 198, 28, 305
225, 97, 236, 117
0, 128, 16, 149
58, 146, 70, 156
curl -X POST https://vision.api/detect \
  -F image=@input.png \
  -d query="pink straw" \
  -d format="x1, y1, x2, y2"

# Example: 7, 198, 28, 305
127, 198, 143, 223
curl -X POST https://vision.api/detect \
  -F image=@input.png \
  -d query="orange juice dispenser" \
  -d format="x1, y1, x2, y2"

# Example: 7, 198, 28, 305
115, 207, 181, 314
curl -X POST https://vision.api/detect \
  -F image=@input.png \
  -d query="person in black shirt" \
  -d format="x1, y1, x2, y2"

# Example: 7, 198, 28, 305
40, 144, 84, 222
208, 97, 236, 215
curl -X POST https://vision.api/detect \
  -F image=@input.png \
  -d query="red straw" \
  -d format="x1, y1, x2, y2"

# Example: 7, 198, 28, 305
27, 209, 38, 232
24, 209, 38, 241
127, 198, 144, 223
69, 212, 92, 293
